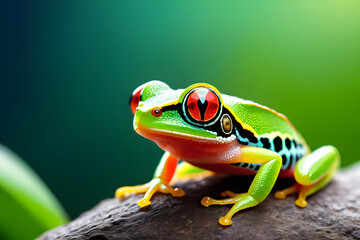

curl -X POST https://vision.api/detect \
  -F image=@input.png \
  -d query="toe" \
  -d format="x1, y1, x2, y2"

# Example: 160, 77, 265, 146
171, 188, 185, 197
138, 199, 151, 208
219, 216, 232, 226
274, 191, 286, 199
201, 196, 213, 207
220, 190, 237, 198
115, 188, 126, 198
295, 198, 308, 208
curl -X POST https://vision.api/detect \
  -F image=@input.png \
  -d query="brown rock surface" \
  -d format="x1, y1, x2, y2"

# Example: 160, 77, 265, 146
38, 165, 360, 240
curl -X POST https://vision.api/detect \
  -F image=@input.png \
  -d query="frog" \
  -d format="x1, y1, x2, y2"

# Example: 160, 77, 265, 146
116, 80, 340, 226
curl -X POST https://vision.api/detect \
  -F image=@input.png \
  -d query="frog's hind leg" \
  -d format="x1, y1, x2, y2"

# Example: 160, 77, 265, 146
201, 146, 283, 226
275, 145, 340, 207
170, 162, 216, 184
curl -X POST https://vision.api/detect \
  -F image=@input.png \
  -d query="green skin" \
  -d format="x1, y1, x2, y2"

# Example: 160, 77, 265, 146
117, 80, 340, 226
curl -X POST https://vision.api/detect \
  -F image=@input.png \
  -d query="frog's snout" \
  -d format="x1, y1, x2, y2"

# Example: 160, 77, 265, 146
133, 111, 141, 132
133, 107, 147, 132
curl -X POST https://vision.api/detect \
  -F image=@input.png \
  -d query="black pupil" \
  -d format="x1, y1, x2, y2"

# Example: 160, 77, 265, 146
196, 99, 208, 121
155, 109, 160, 114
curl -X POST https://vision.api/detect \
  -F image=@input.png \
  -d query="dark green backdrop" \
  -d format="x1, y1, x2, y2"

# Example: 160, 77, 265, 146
1, 1, 359, 219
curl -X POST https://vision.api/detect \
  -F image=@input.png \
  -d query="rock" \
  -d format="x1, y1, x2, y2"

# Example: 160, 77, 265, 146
38, 165, 360, 240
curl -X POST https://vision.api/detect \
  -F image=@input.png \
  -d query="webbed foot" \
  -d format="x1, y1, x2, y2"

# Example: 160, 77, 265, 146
201, 192, 259, 226
115, 178, 185, 208
274, 183, 311, 207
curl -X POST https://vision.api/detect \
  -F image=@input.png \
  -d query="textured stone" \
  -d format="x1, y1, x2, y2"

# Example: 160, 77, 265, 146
38, 164, 360, 240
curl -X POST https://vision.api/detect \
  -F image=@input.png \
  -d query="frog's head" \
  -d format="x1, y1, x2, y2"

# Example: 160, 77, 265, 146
129, 81, 236, 149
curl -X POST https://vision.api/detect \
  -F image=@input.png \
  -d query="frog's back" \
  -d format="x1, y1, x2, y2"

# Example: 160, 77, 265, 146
223, 94, 310, 174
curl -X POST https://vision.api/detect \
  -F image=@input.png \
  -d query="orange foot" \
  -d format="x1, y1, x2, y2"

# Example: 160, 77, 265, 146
274, 183, 312, 208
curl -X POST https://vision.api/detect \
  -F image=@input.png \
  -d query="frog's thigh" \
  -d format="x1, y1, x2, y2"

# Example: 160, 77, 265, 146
171, 162, 215, 184
201, 146, 282, 225
276, 145, 340, 207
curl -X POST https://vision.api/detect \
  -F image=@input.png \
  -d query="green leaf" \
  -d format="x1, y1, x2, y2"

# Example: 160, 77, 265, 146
0, 145, 69, 240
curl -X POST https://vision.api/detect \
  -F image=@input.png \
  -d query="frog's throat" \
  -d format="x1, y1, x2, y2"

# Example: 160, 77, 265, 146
135, 124, 240, 165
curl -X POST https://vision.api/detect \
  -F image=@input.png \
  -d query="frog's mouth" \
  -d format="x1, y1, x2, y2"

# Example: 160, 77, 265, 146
135, 124, 236, 144
135, 126, 216, 141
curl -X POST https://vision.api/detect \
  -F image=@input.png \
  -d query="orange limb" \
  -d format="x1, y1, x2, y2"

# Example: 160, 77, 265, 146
115, 152, 184, 207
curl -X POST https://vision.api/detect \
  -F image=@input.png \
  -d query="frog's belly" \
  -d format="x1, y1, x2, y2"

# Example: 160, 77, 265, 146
189, 162, 295, 178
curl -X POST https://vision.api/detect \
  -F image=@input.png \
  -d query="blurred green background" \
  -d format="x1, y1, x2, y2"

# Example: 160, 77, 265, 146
1, 1, 359, 220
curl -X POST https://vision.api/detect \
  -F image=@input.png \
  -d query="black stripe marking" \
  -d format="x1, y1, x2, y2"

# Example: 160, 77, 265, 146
292, 139, 297, 148
285, 138, 291, 150
274, 136, 283, 152
260, 137, 271, 149
281, 154, 287, 165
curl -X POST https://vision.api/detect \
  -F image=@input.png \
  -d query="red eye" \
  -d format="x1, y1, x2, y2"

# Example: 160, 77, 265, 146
186, 88, 220, 122
129, 84, 146, 114
151, 107, 162, 117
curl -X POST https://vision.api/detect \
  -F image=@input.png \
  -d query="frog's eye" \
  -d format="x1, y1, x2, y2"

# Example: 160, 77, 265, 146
183, 87, 221, 125
221, 114, 233, 134
129, 84, 146, 114
151, 107, 162, 117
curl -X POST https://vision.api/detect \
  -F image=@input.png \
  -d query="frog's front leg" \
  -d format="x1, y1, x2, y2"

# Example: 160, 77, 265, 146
115, 152, 184, 207
275, 145, 340, 207
201, 146, 282, 226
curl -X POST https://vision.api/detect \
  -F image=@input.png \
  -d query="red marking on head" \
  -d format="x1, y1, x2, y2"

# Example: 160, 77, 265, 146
130, 84, 145, 114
